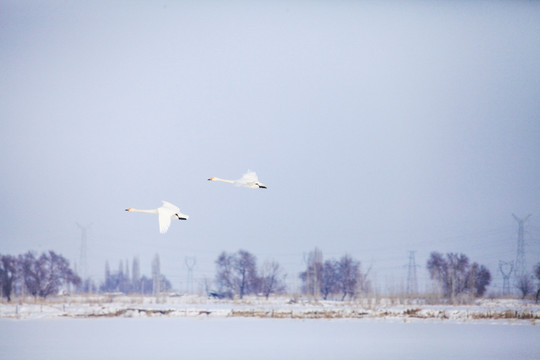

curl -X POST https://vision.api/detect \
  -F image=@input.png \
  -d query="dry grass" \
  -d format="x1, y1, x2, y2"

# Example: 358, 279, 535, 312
2, 294, 539, 321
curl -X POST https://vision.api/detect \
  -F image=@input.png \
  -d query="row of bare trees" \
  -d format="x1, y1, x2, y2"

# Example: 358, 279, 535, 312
214, 250, 287, 299
299, 248, 370, 300
4, 249, 535, 302
0, 251, 80, 301
0, 251, 174, 300
213, 249, 498, 302
213, 248, 371, 301
426, 252, 491, 302
427, 252, 540, 301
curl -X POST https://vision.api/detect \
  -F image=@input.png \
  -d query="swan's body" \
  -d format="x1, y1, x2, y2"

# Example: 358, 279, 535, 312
125, 201, 188, 234
208, 171, 267, 189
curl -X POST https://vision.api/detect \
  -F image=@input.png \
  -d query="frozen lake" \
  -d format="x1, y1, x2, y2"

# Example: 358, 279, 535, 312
1, 318, 538, 360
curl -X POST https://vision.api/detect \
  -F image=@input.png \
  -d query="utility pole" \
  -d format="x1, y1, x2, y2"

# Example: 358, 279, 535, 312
512, 213, 531, 285
406, 251, 418, 295
498, 260, 514, 296
185, 257, 196, 294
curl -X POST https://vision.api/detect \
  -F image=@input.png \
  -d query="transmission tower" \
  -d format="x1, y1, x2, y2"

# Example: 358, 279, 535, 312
406, 251, 418, 295
185, 257, 196, 294
512, 213, 531, 284
498, 260, 514, 296
76, 222, 92, 280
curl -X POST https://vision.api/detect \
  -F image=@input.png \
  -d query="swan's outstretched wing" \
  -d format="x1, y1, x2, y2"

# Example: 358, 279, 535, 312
158, 210, 172, 234
158, 201, 180, 233
161, 201, 180, 213
237, 171, 259, 185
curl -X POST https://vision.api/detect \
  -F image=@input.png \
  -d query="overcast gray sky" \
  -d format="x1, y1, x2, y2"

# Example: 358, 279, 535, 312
1, 1, 539, 293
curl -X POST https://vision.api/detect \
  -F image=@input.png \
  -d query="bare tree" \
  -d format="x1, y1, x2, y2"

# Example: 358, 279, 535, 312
320, 260, 339, 300
337, 255, 361, 301
516, 274, 533, 299
299, 248, 323, 298
466, 262, 491, 297
0, 254, 18, 301
300, 251, 368, 301
20, 251, 80, 298
259, 260, 286, 299
234, 250, 257, 299
427, 252, 491, 301
358, 263, 372, 296
20, 252, 40, 297
215, 251, 235, 298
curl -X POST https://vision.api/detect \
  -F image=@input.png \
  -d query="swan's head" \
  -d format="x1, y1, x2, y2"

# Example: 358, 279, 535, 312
208, 177, 215, 181
125, 208, 132, 211
256, 182, 267, 189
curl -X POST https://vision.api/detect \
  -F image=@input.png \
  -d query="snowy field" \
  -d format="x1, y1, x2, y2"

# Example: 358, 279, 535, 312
1, 317, 539, 360
1, 295, 539, 359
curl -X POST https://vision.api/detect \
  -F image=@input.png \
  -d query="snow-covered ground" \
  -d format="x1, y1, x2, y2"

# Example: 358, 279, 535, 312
1, 294, 539, 323
1, 316, 539, 360
1, 296, 539, 360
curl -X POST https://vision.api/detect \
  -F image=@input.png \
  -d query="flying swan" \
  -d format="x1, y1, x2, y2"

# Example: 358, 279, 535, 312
208, 170, 267, 189
125, 201, 189, 234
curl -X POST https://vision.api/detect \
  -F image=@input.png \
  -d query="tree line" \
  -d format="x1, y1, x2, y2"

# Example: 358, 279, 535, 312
426, 251, 491, 301
0, 251, 80, 301
214, 248, 538, 302
297, 248, 371, 300
427, 252, 540, 302
0, 251, 173, 301
211, 248, 373, 300
213, 250, 287, 299
3, 249, 539, 302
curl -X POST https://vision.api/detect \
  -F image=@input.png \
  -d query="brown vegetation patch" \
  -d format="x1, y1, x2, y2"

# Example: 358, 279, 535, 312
81, 308, 175, 318
470, 310, 540, 321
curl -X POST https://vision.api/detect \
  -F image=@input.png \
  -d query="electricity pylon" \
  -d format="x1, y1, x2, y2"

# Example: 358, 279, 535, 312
76, 222, 92, 280
512, 213, 531, 285
498, 260, 514, 296
406, 251, 419, 295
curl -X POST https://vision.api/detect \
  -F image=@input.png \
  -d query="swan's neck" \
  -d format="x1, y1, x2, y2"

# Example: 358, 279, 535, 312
127, 208, 157, 214
211, 177, 235, 184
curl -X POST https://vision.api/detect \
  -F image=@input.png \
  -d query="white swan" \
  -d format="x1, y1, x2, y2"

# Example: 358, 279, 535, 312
125, 201, 189, 234
208, 170, 267, 189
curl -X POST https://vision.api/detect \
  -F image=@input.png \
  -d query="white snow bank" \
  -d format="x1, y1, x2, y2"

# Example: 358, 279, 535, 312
1, 295, 539, 323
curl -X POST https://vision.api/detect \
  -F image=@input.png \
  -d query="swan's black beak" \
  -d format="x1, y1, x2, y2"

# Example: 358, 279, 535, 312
259, 185, 267, 189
